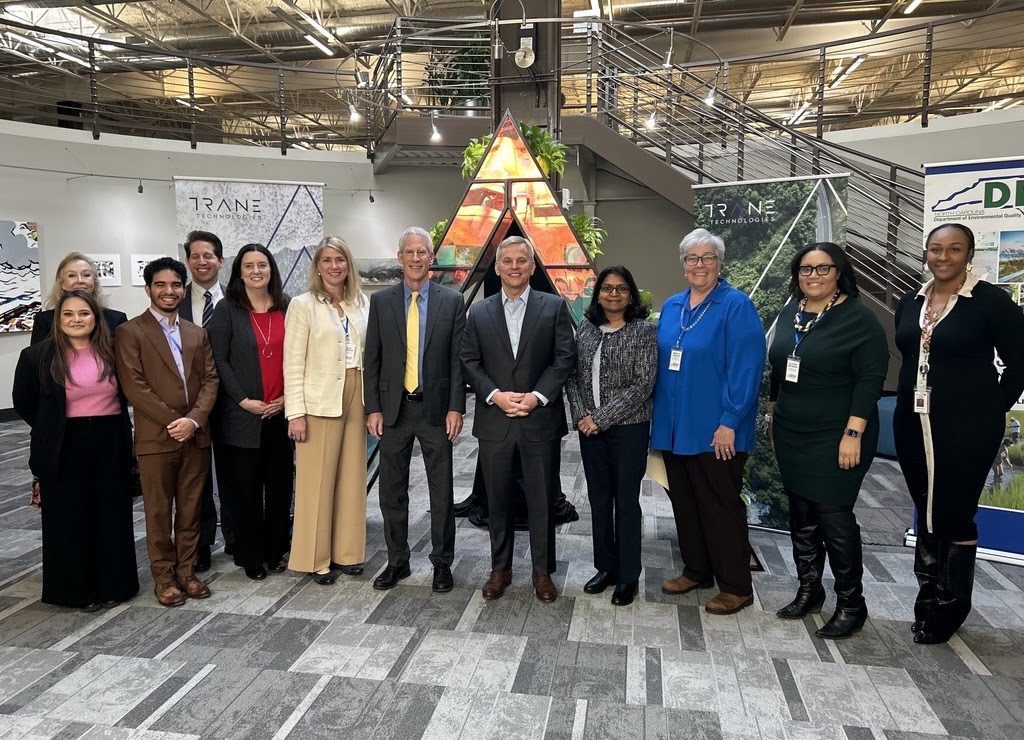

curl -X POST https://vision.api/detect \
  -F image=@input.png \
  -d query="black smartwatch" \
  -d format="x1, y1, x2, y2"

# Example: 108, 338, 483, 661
844, 428, 861, 438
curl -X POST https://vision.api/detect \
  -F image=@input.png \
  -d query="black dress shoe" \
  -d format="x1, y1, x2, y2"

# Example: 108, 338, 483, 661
433, 564, 454, 593
584, 571, 616, 594
373, 563, 411, 590
80, 602, 102, 613
245, 565, 267, 581
335, 563, 364, 576
611, 582, 639, 606
313, 571, 337, 585
194, 546, 212, 573
268, 558, 287, 573
101, 600, 120, 609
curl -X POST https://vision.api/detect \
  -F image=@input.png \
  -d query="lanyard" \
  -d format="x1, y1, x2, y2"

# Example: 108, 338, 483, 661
674, 290, 715, 348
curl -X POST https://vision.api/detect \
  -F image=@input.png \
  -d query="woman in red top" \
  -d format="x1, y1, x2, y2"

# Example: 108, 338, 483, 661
207, 244, 291, 580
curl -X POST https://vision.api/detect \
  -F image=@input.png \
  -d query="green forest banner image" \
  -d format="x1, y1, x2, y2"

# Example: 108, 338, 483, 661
694, 174, 850, 531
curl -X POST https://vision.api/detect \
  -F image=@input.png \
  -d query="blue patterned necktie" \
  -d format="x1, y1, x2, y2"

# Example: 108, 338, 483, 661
202, 290, 213, 327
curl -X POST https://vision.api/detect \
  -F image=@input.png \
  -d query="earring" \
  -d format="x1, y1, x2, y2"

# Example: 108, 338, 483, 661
967, 262, 973, 272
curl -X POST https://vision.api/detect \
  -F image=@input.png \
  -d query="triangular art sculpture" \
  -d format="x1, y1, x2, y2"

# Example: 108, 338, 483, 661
431, 112, 598, 322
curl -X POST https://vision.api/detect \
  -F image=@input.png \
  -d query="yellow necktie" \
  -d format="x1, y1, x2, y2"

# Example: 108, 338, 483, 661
405, 290, 419, 392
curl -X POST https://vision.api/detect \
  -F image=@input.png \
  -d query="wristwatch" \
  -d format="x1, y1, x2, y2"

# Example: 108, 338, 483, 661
844, 428, 861, 438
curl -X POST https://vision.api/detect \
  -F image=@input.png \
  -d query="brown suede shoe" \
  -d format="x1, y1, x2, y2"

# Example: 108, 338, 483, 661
532, 572, 558, 603
155, 583, 186, 608
482, 569, 512, 600
180, 576, 211, 600
705, 592, 754, 615
661, 574, 715, 595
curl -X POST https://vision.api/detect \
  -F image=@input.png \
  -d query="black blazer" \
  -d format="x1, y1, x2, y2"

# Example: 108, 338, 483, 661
460, 290, 575, 442
206, 298, 286, 448
179, 283, 225, 324
12, 340, 133, 483
30, 307, 128, 346
364, 281, 466, 427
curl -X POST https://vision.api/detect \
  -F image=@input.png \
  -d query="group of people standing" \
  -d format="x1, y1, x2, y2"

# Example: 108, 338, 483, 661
13, 222, 1022, 648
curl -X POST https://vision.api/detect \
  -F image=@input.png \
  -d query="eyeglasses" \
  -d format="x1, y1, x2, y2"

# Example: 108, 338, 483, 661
798, 264, 837, 277
683, 254, 719, 266
599, 284, 630, 295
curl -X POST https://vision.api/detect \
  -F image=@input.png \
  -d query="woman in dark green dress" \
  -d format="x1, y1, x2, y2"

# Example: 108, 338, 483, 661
768, 243, 888, 639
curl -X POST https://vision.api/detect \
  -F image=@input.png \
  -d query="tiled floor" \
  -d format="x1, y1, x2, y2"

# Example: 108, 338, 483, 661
1, 413, 1023, 739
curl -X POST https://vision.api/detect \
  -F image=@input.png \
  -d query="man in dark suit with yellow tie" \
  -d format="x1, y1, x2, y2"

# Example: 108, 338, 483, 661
364, 226, 466, 593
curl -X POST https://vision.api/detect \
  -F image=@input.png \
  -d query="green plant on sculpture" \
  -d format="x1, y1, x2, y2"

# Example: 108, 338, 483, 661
461, 136, 491, 179
460, 123, 568, 180
568, 213, 606, 259
429, 219, 449, 248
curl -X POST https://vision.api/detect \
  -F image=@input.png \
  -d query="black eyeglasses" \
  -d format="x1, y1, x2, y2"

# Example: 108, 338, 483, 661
798, 264, 837, 277
683, 254, 719, 266
599, 284, 630, 295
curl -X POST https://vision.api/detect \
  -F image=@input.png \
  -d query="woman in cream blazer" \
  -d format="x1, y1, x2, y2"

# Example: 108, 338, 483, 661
285, 236, 369, 584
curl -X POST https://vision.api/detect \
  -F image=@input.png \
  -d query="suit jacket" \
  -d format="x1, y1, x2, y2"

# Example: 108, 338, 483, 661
12, 339, 133, 482
114, 310, 219, 455
207, 298, 287, 448
30, 307, 128, 346
364, 282, 466, 427
179, 282, 225, 324
460, 290, 575, 442
284, 291, 368, 419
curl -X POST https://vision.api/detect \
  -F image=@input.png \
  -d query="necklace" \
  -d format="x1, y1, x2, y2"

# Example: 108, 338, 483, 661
794, 290, 841, 333
924, 276, 965, 324
252, 311, 276, 358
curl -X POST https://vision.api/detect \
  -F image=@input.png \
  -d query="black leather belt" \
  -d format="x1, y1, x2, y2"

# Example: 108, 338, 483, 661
404, 392, 423, 402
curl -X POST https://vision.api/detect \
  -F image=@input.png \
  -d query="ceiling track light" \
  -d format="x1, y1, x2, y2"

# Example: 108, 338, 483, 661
903, 0, 924, 15
355, 69, 368, 88
644, 111, 657, 130
283, 0, 333, 41
704, 88, 716, 107
304, 34, 333, 56
430, 122, 442, 143
349, 103, 362, 123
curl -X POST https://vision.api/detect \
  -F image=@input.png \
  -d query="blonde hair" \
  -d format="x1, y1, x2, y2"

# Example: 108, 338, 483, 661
308, 236, 365, 306
46, 252, 107, 309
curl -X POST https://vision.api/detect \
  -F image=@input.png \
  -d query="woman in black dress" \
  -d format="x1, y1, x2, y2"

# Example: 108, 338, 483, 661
768, 243, 888, 639
894, 223, 1024, 645
31, 252, 127, 344
13, 290, 139, 611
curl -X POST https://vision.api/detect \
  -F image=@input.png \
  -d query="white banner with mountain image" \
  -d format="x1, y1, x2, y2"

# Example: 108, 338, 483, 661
0, 219, 41, 333
173, 177, 324, 295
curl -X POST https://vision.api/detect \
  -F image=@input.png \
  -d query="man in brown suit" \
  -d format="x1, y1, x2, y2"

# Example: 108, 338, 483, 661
115, 257, 219, 607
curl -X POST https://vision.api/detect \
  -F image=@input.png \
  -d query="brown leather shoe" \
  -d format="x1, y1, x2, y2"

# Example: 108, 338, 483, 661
155, 583, 186, 608
482, 569, 512, 600
532, 572, 558, 603
661, 574, 714, 595
705, 591, 754, 615
180, 576, 211, 600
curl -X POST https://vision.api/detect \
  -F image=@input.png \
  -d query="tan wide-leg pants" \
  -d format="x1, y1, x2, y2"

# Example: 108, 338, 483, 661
288, 369, 367, 572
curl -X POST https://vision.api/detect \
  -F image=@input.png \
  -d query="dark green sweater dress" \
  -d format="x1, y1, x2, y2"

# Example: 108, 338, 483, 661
768, 297, 889, 506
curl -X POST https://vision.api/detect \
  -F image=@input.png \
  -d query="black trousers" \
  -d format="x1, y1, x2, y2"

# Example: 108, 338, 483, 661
663, 451, 752, 596
41, 416, 139, 608
478, 428, 559, 574
377, 397, 455, 567
219, 414, 293, 569
579, 422, 648, 583
198, 439, 235, 549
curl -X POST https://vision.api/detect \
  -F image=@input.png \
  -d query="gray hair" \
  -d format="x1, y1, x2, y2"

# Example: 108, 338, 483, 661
679, 228, 725, 266
495, 235, 536, 263
398, 226, 433, 255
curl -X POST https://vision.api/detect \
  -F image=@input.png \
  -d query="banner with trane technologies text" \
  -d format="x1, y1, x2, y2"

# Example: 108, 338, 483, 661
173, 177, 324, 294
694, 173, 850, 532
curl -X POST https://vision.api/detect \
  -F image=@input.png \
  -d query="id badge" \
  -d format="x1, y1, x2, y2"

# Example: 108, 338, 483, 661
668, 348, 682, 372
913, 388, 931, 414
345, 340, 357, 365
785, 355, 801, 383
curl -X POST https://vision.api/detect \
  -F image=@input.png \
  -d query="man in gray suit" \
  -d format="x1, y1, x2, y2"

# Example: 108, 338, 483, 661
364, 226, 466, 593
460, 236, 575, 603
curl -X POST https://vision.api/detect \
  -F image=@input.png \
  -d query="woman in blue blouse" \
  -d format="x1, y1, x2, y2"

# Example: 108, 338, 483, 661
652, 228, 766, 615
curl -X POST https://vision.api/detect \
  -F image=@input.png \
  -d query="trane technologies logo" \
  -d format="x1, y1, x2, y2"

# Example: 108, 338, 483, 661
703, 199, 777, 225
931, 176, 1024, 218
188, 197, 262, 219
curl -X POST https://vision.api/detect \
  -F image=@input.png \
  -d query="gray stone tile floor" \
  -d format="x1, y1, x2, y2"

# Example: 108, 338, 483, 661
0, 413, 1023, 739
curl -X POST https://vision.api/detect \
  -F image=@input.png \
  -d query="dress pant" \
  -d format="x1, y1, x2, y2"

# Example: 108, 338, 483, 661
663, 451, 752, 597
40, 416, 139, 608
579, 422, 648, 584
377, 396, 455, 568
288, 369, 367, 572
478, 424, 559, 574
220, 413, 293, 569
197, 460, 218, 549
137, 439, 210, 590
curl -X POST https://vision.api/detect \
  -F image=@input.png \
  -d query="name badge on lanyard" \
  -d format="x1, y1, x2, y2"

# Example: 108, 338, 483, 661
913, 388, 931, 414
341, 316, 356, 365
785, 355, 801, 383
669, 347, 682, 372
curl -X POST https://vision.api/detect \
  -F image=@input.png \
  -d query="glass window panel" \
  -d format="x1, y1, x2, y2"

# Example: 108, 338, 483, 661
435, 184, 506, 268
511, 182, 588, 266
476, 117, 545, 181
545, 268, 597, 323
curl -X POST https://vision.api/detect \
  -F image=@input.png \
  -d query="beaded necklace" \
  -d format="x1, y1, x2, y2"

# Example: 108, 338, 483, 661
793, 290, 841, 333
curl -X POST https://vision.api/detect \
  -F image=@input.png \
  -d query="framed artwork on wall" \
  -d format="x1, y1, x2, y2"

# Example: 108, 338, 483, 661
130, 254, 167, 286
0, 219, 41, 333
87, 253, 122, 287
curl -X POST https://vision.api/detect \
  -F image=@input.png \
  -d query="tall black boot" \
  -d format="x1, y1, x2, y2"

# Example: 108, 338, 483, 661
777, 496, 826, 619
816, 509, 868, 640
912, 531, 940, 634
915, 542, 976, 645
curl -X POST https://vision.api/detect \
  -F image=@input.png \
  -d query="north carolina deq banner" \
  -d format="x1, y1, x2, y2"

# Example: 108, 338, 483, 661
173, 177, 324, 294
925, 156, 1024, 561
694, 174, 850, 532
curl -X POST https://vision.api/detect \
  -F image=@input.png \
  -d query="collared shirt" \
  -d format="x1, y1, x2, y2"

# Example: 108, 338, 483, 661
915, 271, 979, 300
148, 306, 188, 403
485, 286, 547, 407
190, 282, 223, 326
403, 281, 429, 391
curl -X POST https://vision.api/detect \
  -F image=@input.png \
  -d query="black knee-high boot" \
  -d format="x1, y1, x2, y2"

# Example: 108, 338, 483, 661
816, 509, 868, 640
778, 496, 826, 619
915, 542, 976, 645
912, 531, 940, 634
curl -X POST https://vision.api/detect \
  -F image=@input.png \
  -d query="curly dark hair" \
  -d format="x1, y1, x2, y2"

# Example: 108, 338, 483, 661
584, 265, 650, 326
225, 243, 289, 312
787, 242, 860, 299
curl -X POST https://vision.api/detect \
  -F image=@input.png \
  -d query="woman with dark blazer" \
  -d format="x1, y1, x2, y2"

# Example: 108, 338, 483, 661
32, 252, 127, 344
13, 290, 139, 611
207, 244, 292, 581
566, 266, 657, 606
